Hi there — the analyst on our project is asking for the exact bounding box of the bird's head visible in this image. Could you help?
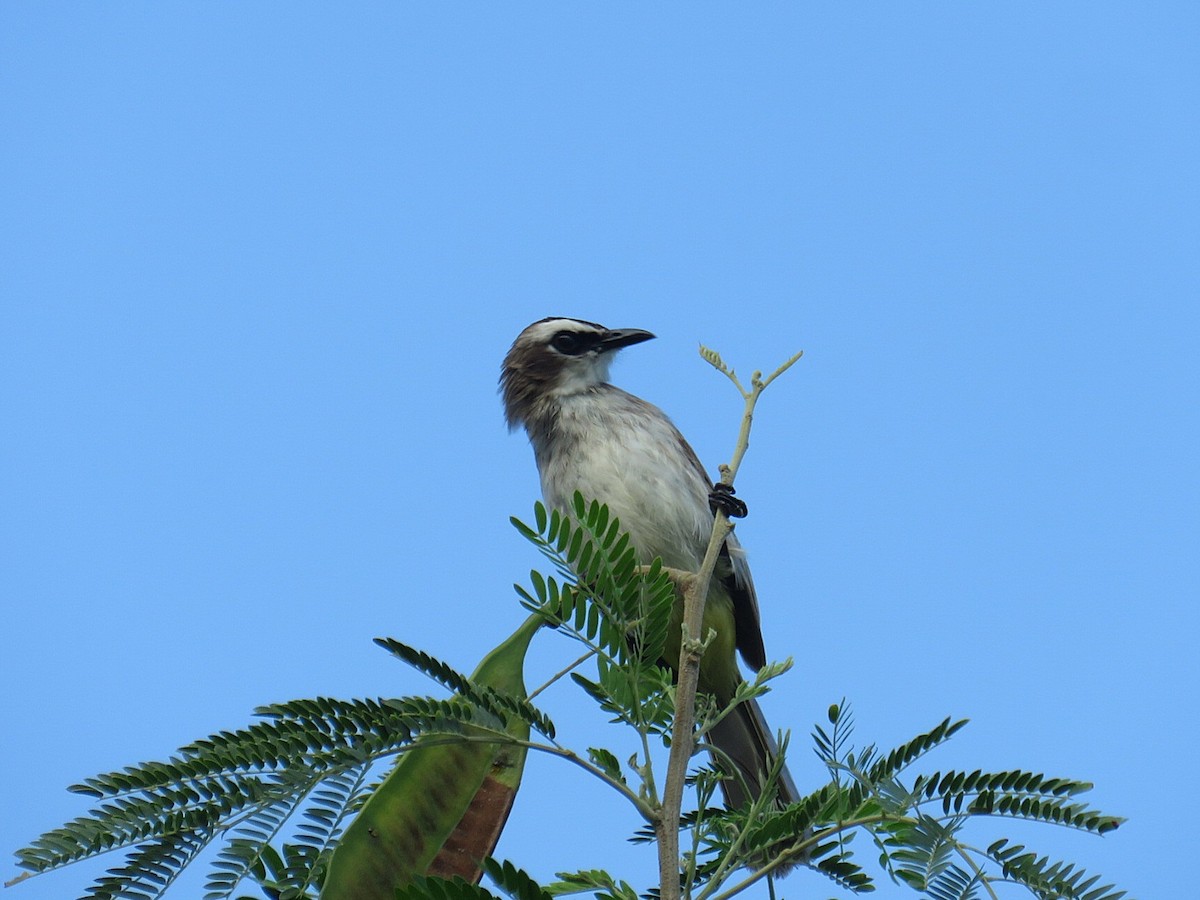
[500,316,656,429]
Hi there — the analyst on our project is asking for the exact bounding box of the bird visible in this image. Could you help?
[500,315,798,810]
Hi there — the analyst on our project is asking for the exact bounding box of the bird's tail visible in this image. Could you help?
[704,694,798,810]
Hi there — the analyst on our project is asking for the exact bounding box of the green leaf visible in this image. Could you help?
[868,716,968,782]
[374,639,555,740]
[394,876,500,900]
[482,858,554,900]
[586,748,625,784]
[986,841,1127,900]
[324,616,542,899]
[545,869,638,900]
[530,569,547,603]
[509,516,538,542]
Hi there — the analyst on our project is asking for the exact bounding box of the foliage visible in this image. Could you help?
[320,613,542,898]
[10,496,1130,900]
[11,658,550,898]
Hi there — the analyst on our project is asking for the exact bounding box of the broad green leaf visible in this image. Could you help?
[322,614,542,899]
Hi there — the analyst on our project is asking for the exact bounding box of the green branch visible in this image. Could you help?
[656,345,803,900]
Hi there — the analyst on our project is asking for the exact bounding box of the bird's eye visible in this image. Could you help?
[551,332,586,355]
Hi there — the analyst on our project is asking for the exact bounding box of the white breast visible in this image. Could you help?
[537,388,714,571]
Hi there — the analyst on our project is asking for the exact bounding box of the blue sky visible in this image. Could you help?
[3,4,1196,899]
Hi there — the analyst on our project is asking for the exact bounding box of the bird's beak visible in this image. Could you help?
[597,328,656,352]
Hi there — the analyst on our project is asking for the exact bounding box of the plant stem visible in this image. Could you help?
[416,731,658,821]
[528,648,597,701]
[656,348,801,900]
[656,509,732,899]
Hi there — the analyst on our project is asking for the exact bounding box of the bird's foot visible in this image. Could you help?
[709,483,748,518]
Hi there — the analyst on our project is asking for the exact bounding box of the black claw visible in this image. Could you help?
[709,483,748,518]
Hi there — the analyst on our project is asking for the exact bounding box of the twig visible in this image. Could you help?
[528,648,597,701]
[655,345,802,900]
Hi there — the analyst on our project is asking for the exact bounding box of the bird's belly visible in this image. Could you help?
[539,432,711,572]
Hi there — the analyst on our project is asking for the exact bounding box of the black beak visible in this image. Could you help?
[596,328,656,352]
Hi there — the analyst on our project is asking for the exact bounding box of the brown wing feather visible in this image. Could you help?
[673,429,767,673]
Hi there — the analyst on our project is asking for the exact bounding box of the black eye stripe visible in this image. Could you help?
[551,331,593,355]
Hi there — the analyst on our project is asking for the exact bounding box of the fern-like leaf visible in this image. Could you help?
[926,864,983,900]
[84,830,211,900]
[280,762,371,896]
[885,814,958,891]
[394,875,501,900]
[867,716,968,783]
[204,786,309,899]
[545,868,638,900]
[812,700,854,768]
[987,840,1127,900]
[810,844,873,892]
[482,858,554,900]
[511,495,673,677]
[373,639,555,739]
[911,770,1121,834]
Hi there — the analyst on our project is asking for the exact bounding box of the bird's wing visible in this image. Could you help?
[721,533,766,671]
[671,420,768,672]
